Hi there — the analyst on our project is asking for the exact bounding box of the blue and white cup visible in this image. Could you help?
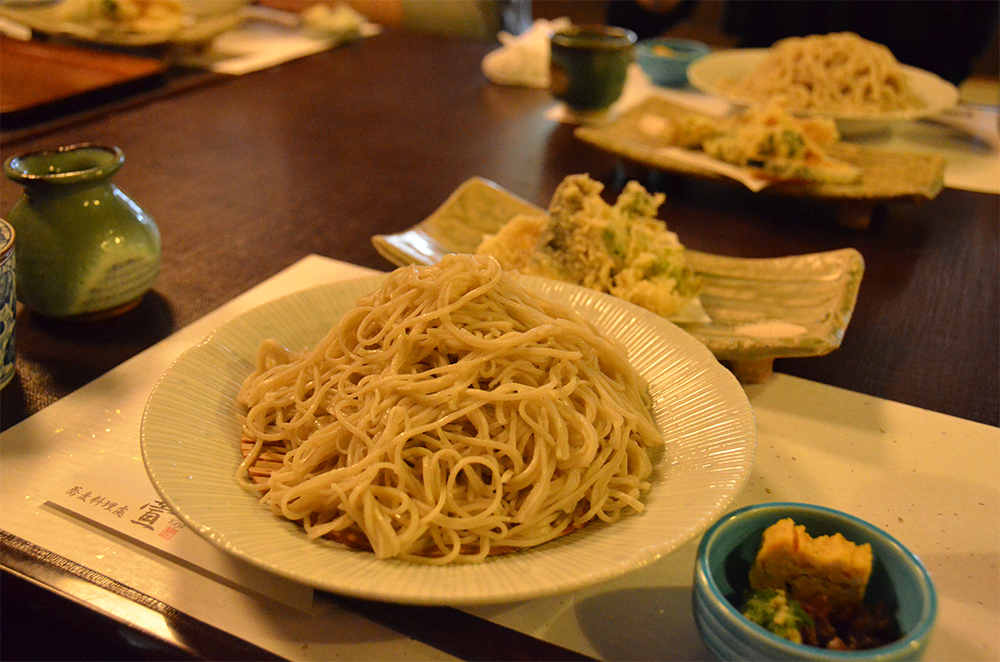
[0,219,15,389]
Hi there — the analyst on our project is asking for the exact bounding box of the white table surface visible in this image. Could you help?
[2,255,997,661]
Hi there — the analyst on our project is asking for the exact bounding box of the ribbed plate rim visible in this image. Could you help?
[140,274,756,605]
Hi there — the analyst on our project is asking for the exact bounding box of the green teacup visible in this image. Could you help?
[549,25,637,114]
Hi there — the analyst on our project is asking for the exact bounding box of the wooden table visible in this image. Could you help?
[2,29,997,660]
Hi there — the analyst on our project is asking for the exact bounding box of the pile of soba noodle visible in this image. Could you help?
[237,254,661,564]
[722,32,924,115]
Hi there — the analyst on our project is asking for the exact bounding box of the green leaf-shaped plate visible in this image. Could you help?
[372,177,864,381]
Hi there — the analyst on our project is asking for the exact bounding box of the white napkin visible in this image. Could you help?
[188,5,380,76]
[482,17,571,88]
[300,2,369,42]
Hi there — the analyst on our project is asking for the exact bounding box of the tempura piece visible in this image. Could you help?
[477,174,700,318]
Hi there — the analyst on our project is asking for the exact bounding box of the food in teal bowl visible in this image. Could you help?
[635,38,711,87]
[693,503,937,661]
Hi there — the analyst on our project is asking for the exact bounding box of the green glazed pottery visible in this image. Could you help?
[3,144,160,319]
[549,24,636,114]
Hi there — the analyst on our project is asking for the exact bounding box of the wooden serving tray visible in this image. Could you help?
[0,36,167,119]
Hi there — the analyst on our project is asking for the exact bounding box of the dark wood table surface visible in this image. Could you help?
[1,28,997,661]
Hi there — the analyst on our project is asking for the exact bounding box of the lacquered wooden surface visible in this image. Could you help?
[0,28,997,661]
[0,35,167,120]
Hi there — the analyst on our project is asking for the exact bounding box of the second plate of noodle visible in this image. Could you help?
[688,34,958,124]
[142,255,755,604]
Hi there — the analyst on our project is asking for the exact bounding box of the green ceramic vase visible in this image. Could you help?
[3,144,160,319]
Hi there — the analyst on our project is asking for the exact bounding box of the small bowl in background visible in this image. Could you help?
[693,502,937,661]
[635,38,711,87]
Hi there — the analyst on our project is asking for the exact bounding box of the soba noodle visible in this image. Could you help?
[237,254,661,564]
[722,32,924,114]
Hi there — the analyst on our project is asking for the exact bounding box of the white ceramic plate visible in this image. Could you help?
[688,49,959,125]
[141,275,755,606]
[0,0,247,46]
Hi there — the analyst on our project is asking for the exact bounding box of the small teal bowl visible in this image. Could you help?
[693,503,937,661]
[635,38,711,87]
